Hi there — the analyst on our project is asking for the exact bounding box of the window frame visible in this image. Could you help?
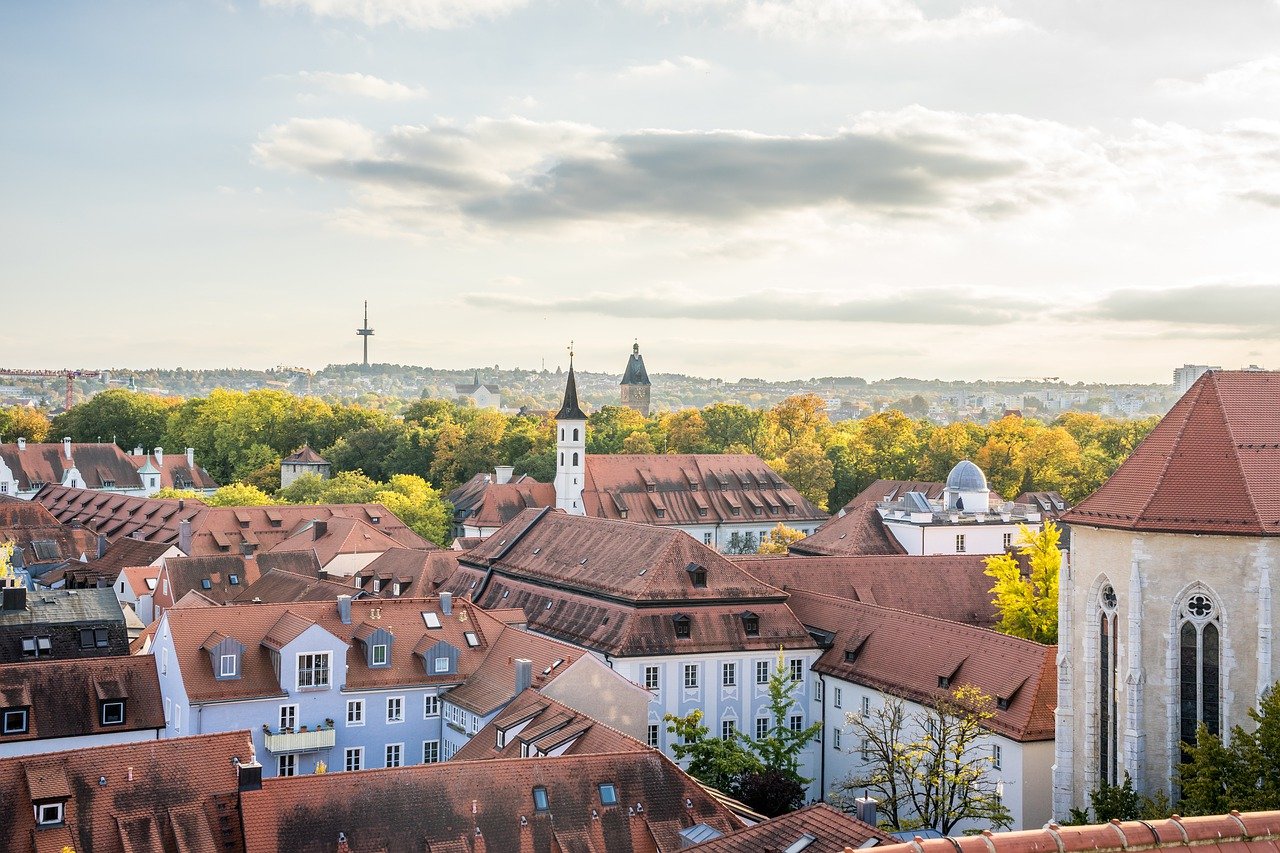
[346,699,364,727]
[385,742,403,768]
[423,740,440,763]
[722,662,737,688]
[279,704,298,731]
[423,695,440,717]
[2,708,29,735]
[646,723,660,747]
[277,754,296,777]
[344,746,363,772]
[533,785,550,811]
[100,700,126,726]
[296,651,331,690]
[756,660,769,684]
[683,663,699,689]
[386,696,404,724]
[599,782,618,806]
[220,653,237,678]
[35,801,64,826]
[643,665,659,691]
[371,643,388,666]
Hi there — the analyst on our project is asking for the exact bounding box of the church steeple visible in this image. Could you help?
[619,340,651,417]
[555,345,586,515]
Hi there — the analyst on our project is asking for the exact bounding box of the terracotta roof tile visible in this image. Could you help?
[454,689,651,764]
[0,442,145,492]
[687,802,891,852]
[1065,370,1280,535]
[0,655,164,742]
[442,618,588,715]
[282,445,328,465]
[790,503,908,556]
[0,500,96,569]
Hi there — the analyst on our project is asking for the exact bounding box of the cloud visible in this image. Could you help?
[260,0,527,29]
[294,71,428,101]
[253,107,1118,234]
[460,288,1040,326]
[618,56,714,79]
[1156,55,1280,99]
[637,0,1030,42]
[1088,284,1280,330]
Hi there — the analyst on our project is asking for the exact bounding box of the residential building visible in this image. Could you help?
[790,588,1056,831]
[152,551,318,616]
[237,750,742,852]
[1055,370,1280,817]
[620,340,652,416]
[686,802,890,852]
[452,686,650,761]
[1173,363,1219,396]
[0,586,129,663]
[0,497,95,585]
[0,730,253,853]
[0,439,215,500]
[149,593,611,778]
[448,507,825,791]
[0,655,164,758]
[280,444,331,488]
[455,372,502,409]
[447,470,555,539]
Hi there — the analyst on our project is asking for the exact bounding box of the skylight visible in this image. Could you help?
[422,612,442,629]
[464,632,480,647]
[784,833,818,853]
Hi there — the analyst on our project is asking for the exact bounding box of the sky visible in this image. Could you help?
[3,0,1280,383]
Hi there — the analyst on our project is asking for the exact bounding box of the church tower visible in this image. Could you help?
[555,349,587,515]
[619,341,651,417]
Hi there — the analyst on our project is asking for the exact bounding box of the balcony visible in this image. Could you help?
[263,727,336,754]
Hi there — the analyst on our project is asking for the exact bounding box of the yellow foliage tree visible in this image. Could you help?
[983,521,1061,644]
[756,524,807,555]
[0,540,14,584]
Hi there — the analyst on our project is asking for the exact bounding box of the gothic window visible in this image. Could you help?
[1178,591,1221,759]
[572,452,579,466]
[1098,583,1118,786]
[573,428,579,441]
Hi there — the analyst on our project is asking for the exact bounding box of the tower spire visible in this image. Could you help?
[356,301,374,369]
[556,342,586,420]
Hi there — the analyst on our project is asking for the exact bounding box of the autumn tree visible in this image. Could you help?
[769,442,834,511]
[663,409,710,454]
[276,471,449,545]
[834,687,1012,834]
[983,521,1061,644]
[0,405,51,442]
[757,523,807,554]
[702,403,767,454]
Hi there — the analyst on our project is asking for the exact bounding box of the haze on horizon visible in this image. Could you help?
[3,1,1280,384]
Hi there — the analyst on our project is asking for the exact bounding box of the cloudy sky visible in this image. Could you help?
[4,0,1280,382]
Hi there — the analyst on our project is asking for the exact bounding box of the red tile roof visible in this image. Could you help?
[34,484,206,543]
[0,499,96,569]
[232,567,357,604]
[1064,370,1280,535]
[0,730,252,853]
[132,449,219,490]
[282,445,328,465]
[790,503,908,556]
[154,553,266,610]
[121,564,161,598]
[686,802,891,852]
[460,508,818,656]
[355,548,459,597]
[466,480,558,529]
[0,655,164,743]
[735,553,1002,627]
[787,589,1056,741]
[453,687,648,761]
[878,812,1280,853]
[582,453,828,527]
[441,626,588,716]
[843,479,1003,510]
[0,442,145,492]
[268,515,406,567]
[238,750,741,853]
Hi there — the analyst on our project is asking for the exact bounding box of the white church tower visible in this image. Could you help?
[555,349,587,515]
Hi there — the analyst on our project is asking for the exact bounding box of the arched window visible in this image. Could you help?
[572,452,579,466]
[1098,583,1118,785]
[1179,591,1221,759]
[560,452,564,466]
[560,428,564,441]
[573,428,579,441]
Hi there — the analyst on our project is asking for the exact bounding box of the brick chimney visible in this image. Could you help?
[313,520,328,540]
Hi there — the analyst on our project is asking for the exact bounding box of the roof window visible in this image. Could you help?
[464,632,480,648]
[422,612,442,629]
[532,786,550,811]
[784,834,818,853]
[599,783,618,806]
[673,614,691,639]
[201,578,213,590]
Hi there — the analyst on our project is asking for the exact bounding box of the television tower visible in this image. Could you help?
[356,301,374,368]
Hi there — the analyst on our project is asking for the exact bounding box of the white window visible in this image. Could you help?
[372,644,388,665]
[174,704,181,732]
[1002,532,1013,549]
[434,656,450,673]
[722,663,736,687]
[423,695,440,717]
[164,697,171,725]
[955,534,966,553]
[161,646,168,675]
[344,747,363,772]
[861,738,871,761]
[721,720,736,741]
[756,661,769,684]
[220,654,236,677]
[755,717,769,739]
[683,664,699,689]
[992,743,1002,770]
[647,724,660,747]
[387,696,404,723]
[346,699,364,726]
[35,802,64,825]
[861,696,871,717]
[279,705,298,731]
[833,728,842,750]
[789,715,803,733]
[789,659,803,682]
[277,754,296,777]
[3,708,29,734]
[833,687,843,709]
[703,532,713,545]
[296,652,330,689]
[423,740,440,763]
[644,665,659,691]
[385,743,403,768]
[101,700,125,726]
[815,679,823,701]
[442,740,457,759]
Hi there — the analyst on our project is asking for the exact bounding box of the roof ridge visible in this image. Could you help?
[1209,373,1266,530]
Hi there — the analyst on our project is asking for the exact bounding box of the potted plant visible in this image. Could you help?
[325,718,335,729]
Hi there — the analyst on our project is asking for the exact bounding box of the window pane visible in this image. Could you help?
[1202,623,1220,737]
[1180,621,1198,753]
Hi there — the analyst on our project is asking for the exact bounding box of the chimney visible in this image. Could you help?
[133,445,143,456]
[16,438,25,451]
[186,447,195,467]
[237,761,263,792]
[313,520,328,540]
[854,796,878,826]
[2,586,27,612]
[178,519,192,555]
[337,595,353,625]
[514,658,532,695]
[97,535,108,559]
[494,465,514,485]
[63,437,72,460]
[153,447,163,466]
[440,591,452,615]
[240,541,256,559]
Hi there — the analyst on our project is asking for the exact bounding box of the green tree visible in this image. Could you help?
[834,687,1012,834]
[52,389,177,449]
[702,403,767,454]
[983,522,1061,644]
[621,430,656,454]
[0,406,51,442]
[1177,685,1280,815]
[587,406,649,455]
[769,442,835,511]
[663,709,761,794]
[205,483,278,506]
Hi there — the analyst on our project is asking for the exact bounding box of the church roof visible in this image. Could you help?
[556,363,587,420]
[620,342,651,386]
[1064,370,1280,536]
[282,445,328,465]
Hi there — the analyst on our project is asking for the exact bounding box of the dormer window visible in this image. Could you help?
[938,676,951,688]
[100,700,126,726]
[996,696,1010,711]
[698,507,707,517]
[673,614,691,639]
[741,612,759,636]
[372,644,388,665]
[79,628,109,649]
[101,479,116,488]
[2,708,29,735]
[655,508,665,518]
[34,801,64,826]
[731,507,740,516]
[685,563,707,588]
[220,654,237,677]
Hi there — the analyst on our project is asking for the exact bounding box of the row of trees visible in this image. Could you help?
[43,389,1158,512]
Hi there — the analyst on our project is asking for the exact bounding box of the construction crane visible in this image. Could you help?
[0,368,103,410]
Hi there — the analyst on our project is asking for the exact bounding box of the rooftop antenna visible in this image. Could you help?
[356,301,374,369]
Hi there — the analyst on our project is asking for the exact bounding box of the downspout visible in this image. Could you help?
[818,673,828,802]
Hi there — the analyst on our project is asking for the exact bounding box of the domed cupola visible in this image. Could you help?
[944,460,990,513]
